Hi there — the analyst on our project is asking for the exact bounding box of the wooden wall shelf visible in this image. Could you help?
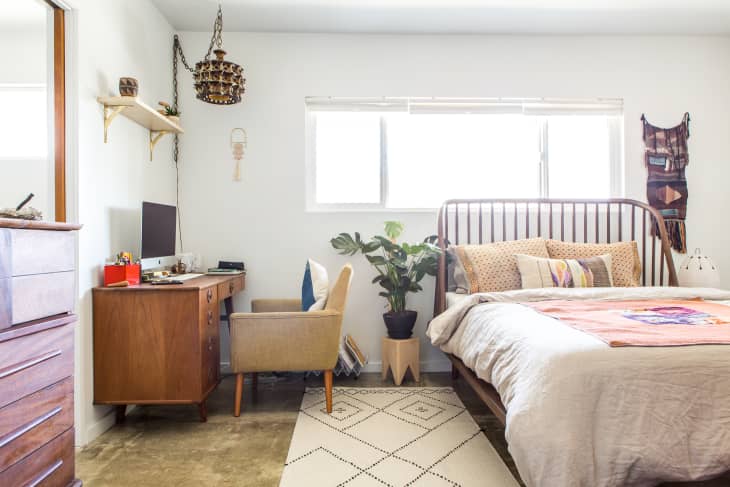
[97,96,184,160]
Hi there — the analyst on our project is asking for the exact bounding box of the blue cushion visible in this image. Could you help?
[301,259,329,311]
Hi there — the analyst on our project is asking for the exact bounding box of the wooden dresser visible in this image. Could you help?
[93,274,245,422]
[0,218,82,487]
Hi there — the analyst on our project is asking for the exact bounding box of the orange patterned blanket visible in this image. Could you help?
[525,299,730,347]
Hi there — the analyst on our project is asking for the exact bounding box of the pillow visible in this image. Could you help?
[446,247,469,294]
[301,259,329,311]
[454,238,549,293]
[545,240,641,287]
[516,253,613,289]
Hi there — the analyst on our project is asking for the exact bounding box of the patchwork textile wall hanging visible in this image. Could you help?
[641,112,691,253]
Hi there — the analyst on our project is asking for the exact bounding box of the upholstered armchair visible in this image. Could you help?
[229,264,353,417]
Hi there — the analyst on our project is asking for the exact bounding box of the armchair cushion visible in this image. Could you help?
[251,298,302,313]
[229,310,342,372]
[301,259,329,311]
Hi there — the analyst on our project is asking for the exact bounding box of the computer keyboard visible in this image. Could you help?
[172,273,203,281]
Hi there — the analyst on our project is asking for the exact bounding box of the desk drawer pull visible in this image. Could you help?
[206,289,213,303]
[0,349,62,380]
[0,406,63,448]
[26,459,63,487]
[229,282,234,293]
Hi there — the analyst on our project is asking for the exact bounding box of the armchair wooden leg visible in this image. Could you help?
[234,373,244,417]
[324,369,333,414]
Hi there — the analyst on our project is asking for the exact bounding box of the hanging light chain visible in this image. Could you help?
[172,35,193,165]
[204,4,225,60]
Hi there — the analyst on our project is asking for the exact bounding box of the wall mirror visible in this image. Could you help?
[0,0,66,222]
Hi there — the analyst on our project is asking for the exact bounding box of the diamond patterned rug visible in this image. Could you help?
[279,387,518,487]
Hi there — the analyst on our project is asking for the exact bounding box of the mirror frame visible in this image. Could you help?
[50,3,66,222]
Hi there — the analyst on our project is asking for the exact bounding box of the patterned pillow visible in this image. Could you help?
[516,253,613,289]
[545,240,641,287]
[455,238,549,293]
[446,247,470,294]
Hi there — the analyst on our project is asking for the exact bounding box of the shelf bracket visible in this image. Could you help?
[149,130,170,161]
[102,105,127,143]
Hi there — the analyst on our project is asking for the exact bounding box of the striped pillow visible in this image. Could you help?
[516,253,613,289]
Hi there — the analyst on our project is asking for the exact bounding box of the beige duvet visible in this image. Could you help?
[427,287,730,487]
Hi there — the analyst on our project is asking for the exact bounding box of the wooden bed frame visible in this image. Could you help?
[434,198,679,425]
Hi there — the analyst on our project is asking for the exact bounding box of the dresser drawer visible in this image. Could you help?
[0,378,73,471]
[2,272,76,328]
[0,428,74,487]
[0,323,73,409]
[0,229,75,278]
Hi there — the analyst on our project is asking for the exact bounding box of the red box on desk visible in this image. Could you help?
[104,264,141,286]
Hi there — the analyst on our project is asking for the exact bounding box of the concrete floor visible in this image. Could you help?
[76,372,730,487]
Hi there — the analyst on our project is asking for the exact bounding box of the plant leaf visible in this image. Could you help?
[384,221,404,241]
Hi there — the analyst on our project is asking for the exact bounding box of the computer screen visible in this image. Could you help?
[141,202,176,259]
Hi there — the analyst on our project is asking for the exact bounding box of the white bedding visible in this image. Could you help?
[427,287,730,487]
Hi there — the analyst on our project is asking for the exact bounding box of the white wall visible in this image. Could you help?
[72,0,177,445]
[175,33,730,374]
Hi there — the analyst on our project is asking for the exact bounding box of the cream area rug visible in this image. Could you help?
[279,387,518,487]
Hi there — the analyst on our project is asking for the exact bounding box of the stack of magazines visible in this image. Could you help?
[335,334,368,377]
[307,334,368,378]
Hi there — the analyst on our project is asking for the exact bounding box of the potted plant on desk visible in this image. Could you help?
[331,221,440,339]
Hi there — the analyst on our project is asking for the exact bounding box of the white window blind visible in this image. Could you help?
[306,97,623,210]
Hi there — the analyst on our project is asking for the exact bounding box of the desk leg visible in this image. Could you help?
[224,296,234,329]
[115,405,127,424]
[198,401,208,422]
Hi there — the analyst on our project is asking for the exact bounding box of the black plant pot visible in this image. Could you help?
[383,310,418,339]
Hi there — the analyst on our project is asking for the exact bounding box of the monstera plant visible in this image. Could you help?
[331,221,441,339]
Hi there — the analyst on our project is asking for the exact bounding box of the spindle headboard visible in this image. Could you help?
[434,198,678,314]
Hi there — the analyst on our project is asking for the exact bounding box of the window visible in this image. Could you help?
[0,85,48,159]
[306,98,623,210]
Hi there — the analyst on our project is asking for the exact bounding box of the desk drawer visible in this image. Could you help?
[0,378,73,471]
[202,334,220,392]
[0,323,73,409]
[0,428,74,487]
[217,275,245,300]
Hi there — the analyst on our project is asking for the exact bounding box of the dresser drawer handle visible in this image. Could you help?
[0,349,62,380]
[27,459,63,487]
[0,406,63,448]
[229,282,234,293]
[207,310,213,325]
[207,289,213,303]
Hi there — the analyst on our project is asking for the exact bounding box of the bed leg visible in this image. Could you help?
[451,363,459,380]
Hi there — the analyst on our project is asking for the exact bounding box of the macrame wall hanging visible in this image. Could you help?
[642,112,691,253]
[230,128,247,182]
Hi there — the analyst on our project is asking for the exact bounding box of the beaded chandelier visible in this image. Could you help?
[173,4,245,106]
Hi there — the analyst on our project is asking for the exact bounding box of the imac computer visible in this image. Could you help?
[140,201,177,271]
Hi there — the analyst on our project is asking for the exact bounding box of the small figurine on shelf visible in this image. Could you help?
[118,77,138,97]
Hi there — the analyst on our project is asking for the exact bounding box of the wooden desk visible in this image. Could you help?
[92,274,245,422]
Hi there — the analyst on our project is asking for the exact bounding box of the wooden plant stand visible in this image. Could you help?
[382,337,420,385]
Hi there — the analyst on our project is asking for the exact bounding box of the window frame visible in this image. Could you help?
[305,98,624,212]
